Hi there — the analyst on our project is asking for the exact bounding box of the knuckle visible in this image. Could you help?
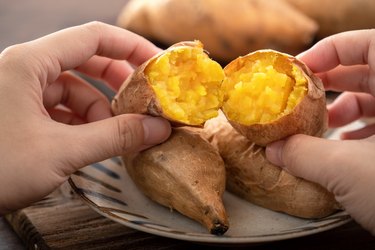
[0,44,30,66]
[114,116,144,154]
[282,134,306,170]
[0,43,45,81]
[83,21,106,33]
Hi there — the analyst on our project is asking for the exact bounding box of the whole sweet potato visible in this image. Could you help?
[202,114,340,219]
[117,0,318,63]
[123,127,229,235]
[285,0,375,39]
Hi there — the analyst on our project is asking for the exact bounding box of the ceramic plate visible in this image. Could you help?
[69,122,362,244]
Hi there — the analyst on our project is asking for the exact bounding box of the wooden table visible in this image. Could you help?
[1,186,375,250]
[1,1,375,249]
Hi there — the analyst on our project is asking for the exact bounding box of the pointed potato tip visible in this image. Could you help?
[210,222,229,236]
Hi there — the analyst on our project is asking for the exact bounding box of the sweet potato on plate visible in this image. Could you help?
[112,40,335,227]
[202,114,340,219]
[123,127,229,235]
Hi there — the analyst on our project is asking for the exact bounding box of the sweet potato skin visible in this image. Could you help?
[123,127,229,235]
[223,50,328,146]
[111,41,206,125]
[202,114,340,219]
[111,61,160,116]
[117,0,318,63]
[285,0,375,39]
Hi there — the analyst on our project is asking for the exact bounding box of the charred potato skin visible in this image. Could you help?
[203,115,340,219]
[224,50,328,146]
[123,128,229,235]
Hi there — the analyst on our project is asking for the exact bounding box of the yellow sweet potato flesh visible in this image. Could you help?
[222,53,307,125]
[145,46,224,125]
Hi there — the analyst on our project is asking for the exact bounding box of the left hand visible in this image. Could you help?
[0,21,171,214]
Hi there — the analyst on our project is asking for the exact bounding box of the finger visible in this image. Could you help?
[297,29,375,72]
[47,107,85,125]
[25,21,160,88]
[328,92,375,127]
[317,65,372,93]
[265,134,357,192]
[75,55,135,91]
[341,123,375,140]
[53,114,171,175]
[43,71,112,122]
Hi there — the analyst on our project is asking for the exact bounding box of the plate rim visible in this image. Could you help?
[68,174,351,245]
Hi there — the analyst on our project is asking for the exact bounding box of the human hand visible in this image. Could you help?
[0,22,171,214]
[266,29,375,235]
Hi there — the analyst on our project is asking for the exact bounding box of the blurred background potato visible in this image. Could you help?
[117,0,375,63]
[2,0,375,63]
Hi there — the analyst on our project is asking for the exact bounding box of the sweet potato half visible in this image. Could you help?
[221,50,327,146]
[112,41,224,126]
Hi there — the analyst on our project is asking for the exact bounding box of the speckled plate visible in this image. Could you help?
[69,122,362,245]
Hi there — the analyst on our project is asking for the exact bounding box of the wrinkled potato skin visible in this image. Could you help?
[123,127,229,235]
[111,61,160,116]
[111,41,203,125]
[202,115,340,218]
[224,50,328,146]
[117,0,317,63]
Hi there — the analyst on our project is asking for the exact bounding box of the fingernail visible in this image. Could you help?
[265,140,286,167]
[142,117,171,145]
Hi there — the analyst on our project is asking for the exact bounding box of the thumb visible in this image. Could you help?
[55,114,171,174]
[265,134,351,191]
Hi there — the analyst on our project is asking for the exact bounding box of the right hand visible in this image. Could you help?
[266,29,375,235]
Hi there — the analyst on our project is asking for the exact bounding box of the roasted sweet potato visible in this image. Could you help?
[123,127,229,235]
[117,0,318,63]
[202,114,340,219]
[112,38,337,227]
[221,49,327,146]
[285,0,375,39]
[111,41,224,126]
